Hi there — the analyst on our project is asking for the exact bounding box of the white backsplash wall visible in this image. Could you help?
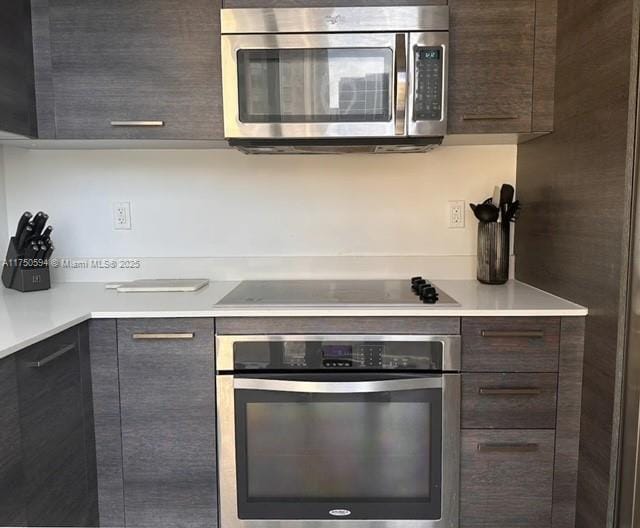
[1,145,516,281]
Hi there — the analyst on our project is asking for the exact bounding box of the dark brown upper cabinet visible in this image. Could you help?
[33,0,223,140]
[0,0,37,138]
[448,0,556,134]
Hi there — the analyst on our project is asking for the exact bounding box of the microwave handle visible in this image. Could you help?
[233,377,442,393]
[394,33,408,136]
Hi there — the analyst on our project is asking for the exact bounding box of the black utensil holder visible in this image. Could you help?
[2,237,51,292]
[477,222,510,285]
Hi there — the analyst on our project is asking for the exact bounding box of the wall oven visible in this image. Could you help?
[220,7,449,153]
[216,334,460,528]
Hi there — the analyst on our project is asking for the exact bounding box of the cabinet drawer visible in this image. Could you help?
[462,317,560,372]
[461,430,554,528]
[462,373,557,429]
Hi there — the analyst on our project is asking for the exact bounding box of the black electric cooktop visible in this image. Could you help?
[216,279,459,307]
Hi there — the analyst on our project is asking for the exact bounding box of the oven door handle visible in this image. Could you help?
[233,377,442,393]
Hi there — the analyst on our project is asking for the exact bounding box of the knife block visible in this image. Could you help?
[2,237,51,292]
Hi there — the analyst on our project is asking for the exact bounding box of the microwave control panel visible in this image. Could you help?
[413,46,444,121]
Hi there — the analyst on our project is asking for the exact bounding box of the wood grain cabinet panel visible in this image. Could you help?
[462,317,560,372]
[15,326,97,527]
[448,0,536,134]
[46,0,223,139]
[0,0,37,137]
[0,356,26,526]
[461,429,555,528]
[462,373,558,429]
[117,318,217,528]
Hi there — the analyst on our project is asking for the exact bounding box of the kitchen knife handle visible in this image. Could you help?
[477,443,539,453]
[478,387,542,396]
[17,224,34,250]
[14,211,32,238]
[480,330,545,338]
[132,333,195,340]
[27,344,76,368]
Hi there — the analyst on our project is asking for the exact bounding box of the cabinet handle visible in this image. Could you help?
[480,330,544,338]
[110,121,165,127]
[27,343,76,368]
[477,443,539,453]
[462,114,519,121]
[132,333,194,340]
[478,387,542,396]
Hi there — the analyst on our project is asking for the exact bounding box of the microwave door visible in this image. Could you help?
[221,32,406,139]
[408,32,449,137]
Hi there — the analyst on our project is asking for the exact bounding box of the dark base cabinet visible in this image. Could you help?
[0,324,98,528]
[0,356,26,526]
[461,430,555,528]
[117,319,218,528]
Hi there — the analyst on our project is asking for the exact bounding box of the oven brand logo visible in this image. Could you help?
[324,14,343,25]
[329,509,352,517]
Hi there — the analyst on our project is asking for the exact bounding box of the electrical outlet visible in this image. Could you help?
[113,202,132,230]
[448,200,465,228]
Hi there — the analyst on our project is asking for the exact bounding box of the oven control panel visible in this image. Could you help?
[232,339,448,371]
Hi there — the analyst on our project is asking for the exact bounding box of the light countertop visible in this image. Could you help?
[0,280,587,360]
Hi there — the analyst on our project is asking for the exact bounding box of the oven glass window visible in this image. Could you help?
[237,48,393,123]
[234,381,442,520]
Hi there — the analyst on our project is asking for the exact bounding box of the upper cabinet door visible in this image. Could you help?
[0,0,37,137]
[45,0,223,139]
[448,0,536,134]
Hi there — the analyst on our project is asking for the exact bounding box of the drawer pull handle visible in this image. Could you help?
[462,114,519,121]
[477,443,539,453]
[478,387,542,396]
[110,121,165,127]
[480,330,545,338]
[27,343,76,368]
[132,333,194,340]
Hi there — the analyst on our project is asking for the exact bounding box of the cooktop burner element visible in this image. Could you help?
[216,279,459,307]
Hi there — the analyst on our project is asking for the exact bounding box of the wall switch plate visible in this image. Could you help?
[448,200,465,228]
[113,202,132,230]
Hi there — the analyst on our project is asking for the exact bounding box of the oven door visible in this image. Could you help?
[217,372,460,528]
[221,32,405,139]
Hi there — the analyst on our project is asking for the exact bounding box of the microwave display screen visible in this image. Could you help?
[322,345,353,359]
[418,49,441,60]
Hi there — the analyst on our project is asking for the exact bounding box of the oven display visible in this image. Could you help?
[322,345,353,359]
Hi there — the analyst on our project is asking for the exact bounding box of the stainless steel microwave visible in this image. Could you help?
[220,6,449,154]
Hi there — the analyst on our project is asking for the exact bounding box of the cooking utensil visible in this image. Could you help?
[499,184,515,221]
[473,203,500,223]
[504,200,521,223]
[14,212,32,240]
[492,186,501,208]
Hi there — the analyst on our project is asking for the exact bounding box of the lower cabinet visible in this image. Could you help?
[117,318,217,528]
[460,430,555,528]
[15,325,98,527]
[0,356,26,526]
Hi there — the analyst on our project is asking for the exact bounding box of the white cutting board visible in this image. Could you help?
[107,279,209,293]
